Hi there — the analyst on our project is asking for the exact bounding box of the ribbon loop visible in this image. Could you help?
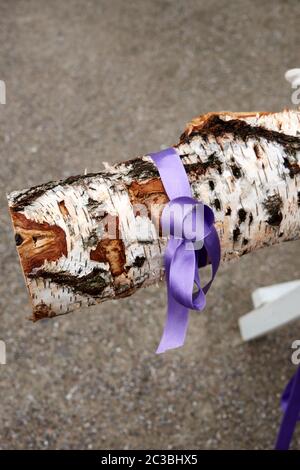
[149,148,221,353]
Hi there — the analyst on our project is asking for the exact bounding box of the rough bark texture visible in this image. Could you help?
[7,110,300,321]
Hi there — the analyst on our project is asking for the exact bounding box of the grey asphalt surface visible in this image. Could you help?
[0,0,300,450]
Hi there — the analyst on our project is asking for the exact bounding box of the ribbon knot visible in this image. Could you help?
[149,148,221,354]
[161,196,214,244]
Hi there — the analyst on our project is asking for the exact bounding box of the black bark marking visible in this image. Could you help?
[209,180,215,191]
[132,256,146,268]
[11,183,58,211]
[298,191,300,207]
[123,153,224,182]
[9,171,112,211]
[84,229,99,249]
[178,162,204,176]
[214,198,221,211]
[249,213,253,226]
[181,115,300,158]
[182,153,223,177]
[263,194,283,227]
[202,153,223,175]
[231,164,242,179]
[242,238,249,245]
[233,226,241,242]
[253,144,261,159]
[126,158,159,180]
[225,207,232,216]
[29,268,107,297]
[238,208,247,224]
[87,197,102,211]
[283,157,300,178]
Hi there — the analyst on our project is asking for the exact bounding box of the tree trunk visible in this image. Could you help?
[7,110,300,321]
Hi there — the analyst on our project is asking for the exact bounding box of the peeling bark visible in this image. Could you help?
[7,109,300,321]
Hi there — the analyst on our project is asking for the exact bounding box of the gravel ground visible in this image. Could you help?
[0,0,300,450]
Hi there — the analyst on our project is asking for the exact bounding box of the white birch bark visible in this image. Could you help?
[7,110,300,320]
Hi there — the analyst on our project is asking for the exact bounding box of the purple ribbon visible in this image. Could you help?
[149,148,220,353]
[275,366,300,450]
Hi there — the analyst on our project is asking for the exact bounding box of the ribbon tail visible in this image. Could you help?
[156,293,189,354]
[275,366,300,450]
[156,238,190,354]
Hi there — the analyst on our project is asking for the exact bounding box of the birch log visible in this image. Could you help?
[7,110,300,321]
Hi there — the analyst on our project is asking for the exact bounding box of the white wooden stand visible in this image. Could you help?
[239,280,300,341]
